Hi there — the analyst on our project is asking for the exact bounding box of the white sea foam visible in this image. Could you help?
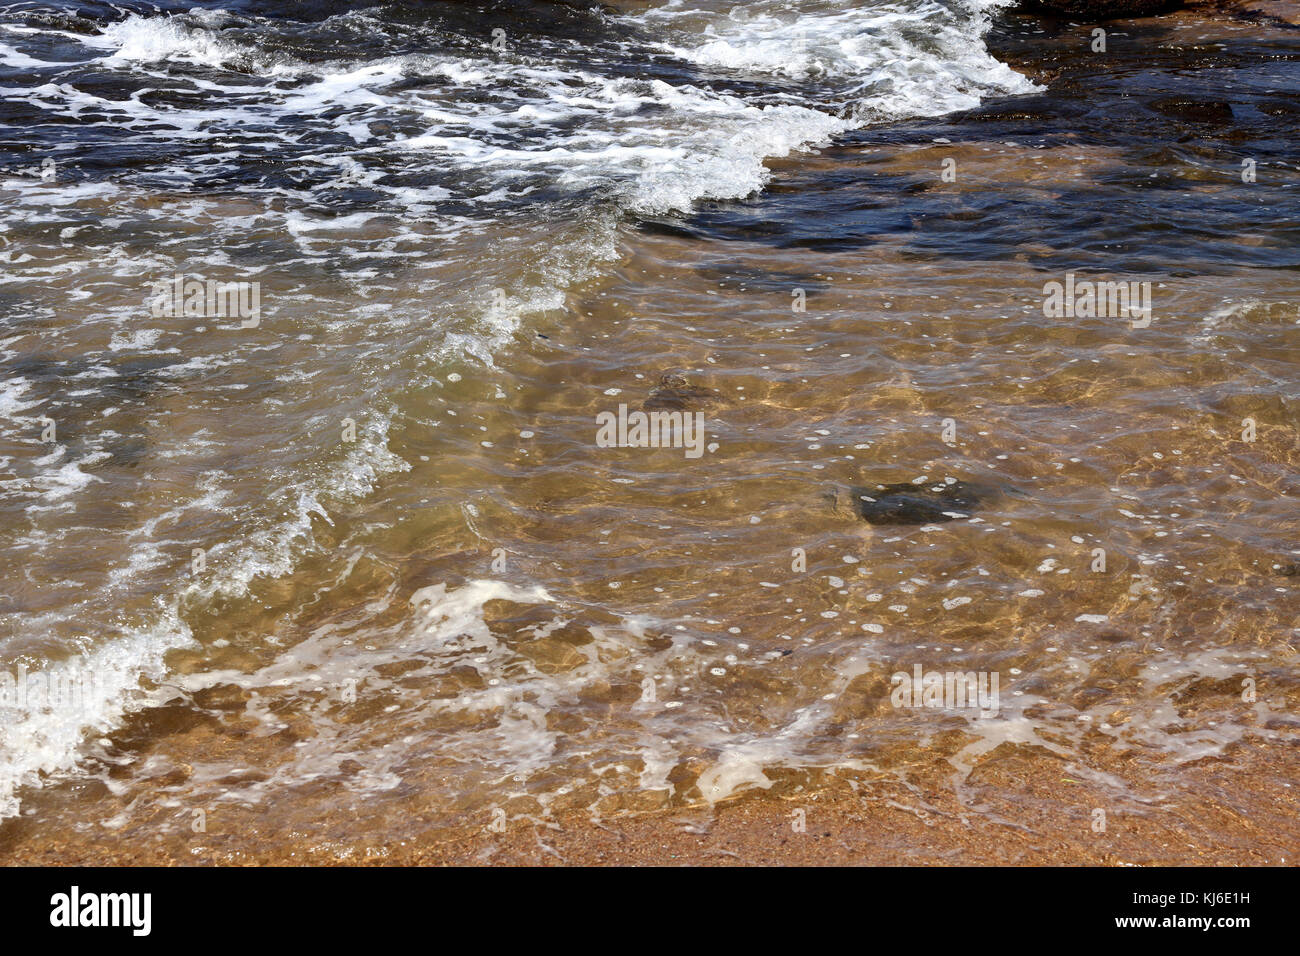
[95,14,280,71]
[641,0,1037,120]
[0,606,196,818]
[0,40,61,69]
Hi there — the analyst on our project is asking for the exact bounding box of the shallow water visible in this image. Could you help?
[0,0,1297,856]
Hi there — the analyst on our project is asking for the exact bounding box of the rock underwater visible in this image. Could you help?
[837,480,990,526]
[1015,0,1182,18]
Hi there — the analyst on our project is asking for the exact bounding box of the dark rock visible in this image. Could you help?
[846,480,985,525]
[1016,0,1182,17]
[1151,97,1235,123]
[644,372,719,411]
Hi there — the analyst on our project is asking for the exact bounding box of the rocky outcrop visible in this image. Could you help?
[1016,0,1182,16]
[1018,0,1300,20]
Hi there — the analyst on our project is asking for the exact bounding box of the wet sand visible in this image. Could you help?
[388,740,1300,866]
[7,733,1296,865]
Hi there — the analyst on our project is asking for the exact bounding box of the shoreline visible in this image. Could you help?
[7,732,1296,865]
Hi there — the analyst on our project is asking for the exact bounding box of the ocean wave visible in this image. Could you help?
[0,0,1037,817]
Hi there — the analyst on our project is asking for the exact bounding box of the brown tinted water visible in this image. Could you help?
[0,1,1297,862]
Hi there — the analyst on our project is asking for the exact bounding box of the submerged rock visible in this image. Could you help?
[1016,0,1182,16]
[844,479,986,525]
[1017,0,1298,29]
[644,371,719,411]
